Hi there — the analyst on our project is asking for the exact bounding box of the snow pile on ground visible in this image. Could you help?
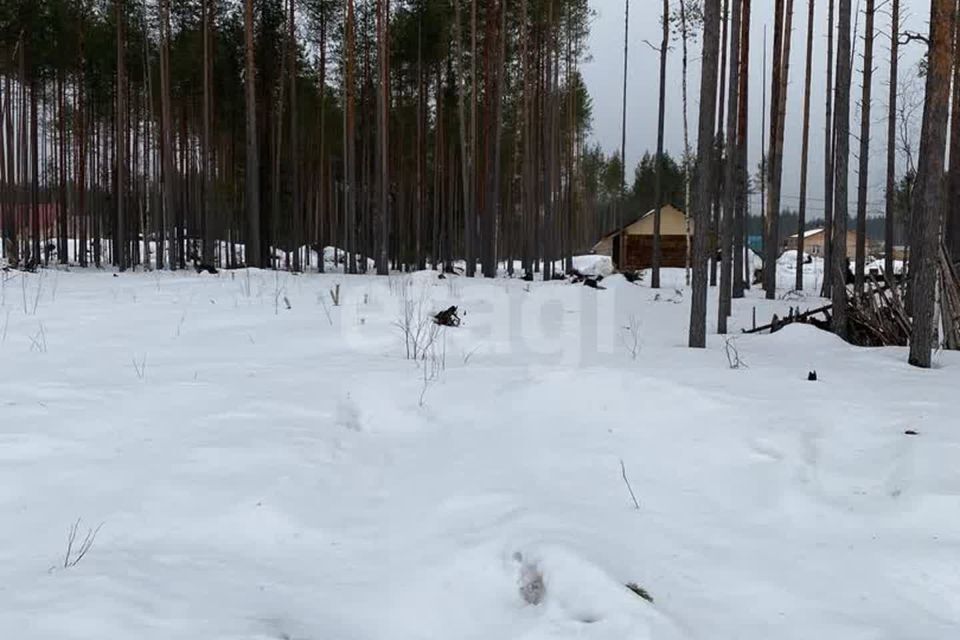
[776,249,813,266]
[774,251,826,291]
[0,266,957,639]
[570,254,615,277]
[866,258,905,275]
[320,245,377,271]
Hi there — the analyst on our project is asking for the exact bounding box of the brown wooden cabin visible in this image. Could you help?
[592,205,693,271]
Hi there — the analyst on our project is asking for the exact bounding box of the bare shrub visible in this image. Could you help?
[619,459,641,510]
[132,354,147,380]
[418,327,447,407]
[724,336,748,369]
[394,281,442,361]
[462,344,481,365]
[620,315,643,360]
[174,311,187,338]
[28,322,47,353]
[32,270,43,314]
[63,519,103,569]
[273,272,288,315]
[318,293,334,326]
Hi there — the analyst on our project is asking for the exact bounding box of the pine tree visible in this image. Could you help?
[795,0,815,291]
[690,0,721,348]
[884,0,898,278]
[718,0,742,333]
[831,0,853,337]
[651,0,670,289]
[908,0,954,368]
[244,0,261,268]
[822,0,836,297]
[854,0,875,293]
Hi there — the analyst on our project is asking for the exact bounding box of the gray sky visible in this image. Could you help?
[582,0,929,219]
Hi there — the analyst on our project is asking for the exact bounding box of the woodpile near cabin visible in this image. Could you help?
[744,245,960,349]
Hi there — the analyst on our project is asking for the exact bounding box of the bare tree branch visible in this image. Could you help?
[619,459,641,510]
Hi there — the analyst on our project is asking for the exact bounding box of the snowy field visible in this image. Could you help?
[0,263,958,639]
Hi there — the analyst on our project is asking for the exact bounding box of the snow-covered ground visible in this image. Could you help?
[0,264,957,639]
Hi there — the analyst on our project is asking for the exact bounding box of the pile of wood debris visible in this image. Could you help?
[743,246,960,349]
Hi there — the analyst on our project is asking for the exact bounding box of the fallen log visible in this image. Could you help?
[741,303,833,334]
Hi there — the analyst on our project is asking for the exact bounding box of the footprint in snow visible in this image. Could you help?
[336,396,362,432]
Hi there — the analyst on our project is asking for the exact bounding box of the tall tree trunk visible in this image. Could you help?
[376,0,390,275]
[690,0,721,348]
[712,0,729,289]
[651,0,669,289]
[468,0,478,276]
[139,9,154,270]
[518,0,532,276]
[29,53,40,266]
[884,0,899,277]
[945,0,960,261]
[822,0,836,296]
[159,0,176,270]
[854,0,875,293]
[272,5,289,270]
[244,0,261,267]
[317,5,328,273]
[344,0,357,274]
[718,0,742,333]
[3,71,16,265]
[759,25,766,285]
[681,0,693,286]
[57,71,68,265]
[541,15,555,281]
[76,27,87,268]
[550,17,561,278]
[619,0,629,265]
[764,5,782,298]
[909,0,954,367]
[202,0,214,265]
[416,10,425,270]
[482,0,504,278]
[765,0,794,298]
[292,0,303,271]
[452,0,472,275]
[116,0,127,271]
[564,9,574,275]
[796,0,815,291]
[733,0,751,298]
[831,0,854,336]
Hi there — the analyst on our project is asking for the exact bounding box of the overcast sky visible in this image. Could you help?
[582,0,930,219]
